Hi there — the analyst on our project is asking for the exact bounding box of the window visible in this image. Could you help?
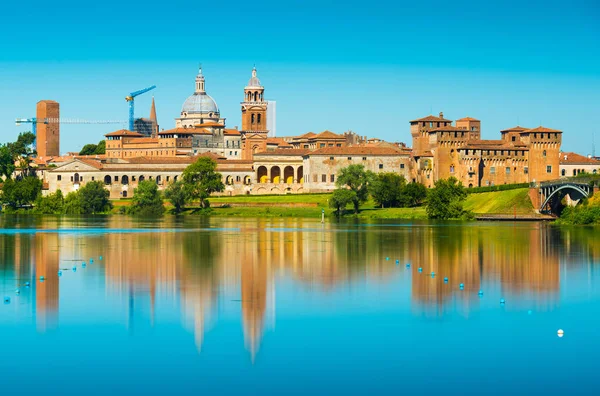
[543,150,546,157]
[505,167,510,175]
[303,144,309,149]
[57,175,62,181]
[257,114,261,123]
[490,167,496,175]
[114,176,119,182]
[330,174,335,182]
[511,136,516,142]
[524,167,529,175]
[336,144,342,147]
[561,169,565,176]
[400,164,405,169]
[166,176,170,182]
[347,157,352,160]
[547,165,552,173]
[362,157,367,161]
[91,177,95,181]
[322,174,327,182]
[329,156,334,161]
[450,165,455,173]
[320,143,325,148]
[378,164,383,169]
[132,176,136,181]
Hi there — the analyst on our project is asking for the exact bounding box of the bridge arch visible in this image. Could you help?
[540,184,590,213]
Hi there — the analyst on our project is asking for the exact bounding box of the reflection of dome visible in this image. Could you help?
[181,93,219,114]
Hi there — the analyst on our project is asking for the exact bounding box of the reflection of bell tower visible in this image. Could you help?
[240,67,268,160]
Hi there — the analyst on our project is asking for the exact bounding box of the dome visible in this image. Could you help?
[181,93,219,114]
[247,67,262,87]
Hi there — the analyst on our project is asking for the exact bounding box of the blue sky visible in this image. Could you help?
[0,0,598,154]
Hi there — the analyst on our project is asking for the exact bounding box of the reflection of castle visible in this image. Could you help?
[1,218,582,358]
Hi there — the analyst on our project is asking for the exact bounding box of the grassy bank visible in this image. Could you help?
[463,188,534,214]
[101,189,535,219]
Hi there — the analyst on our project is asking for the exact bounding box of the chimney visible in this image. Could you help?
[439,112,444,118]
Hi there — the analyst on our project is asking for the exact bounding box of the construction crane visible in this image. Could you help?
[125,85,156,131]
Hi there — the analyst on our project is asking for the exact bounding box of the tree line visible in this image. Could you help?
[329,164,472,220]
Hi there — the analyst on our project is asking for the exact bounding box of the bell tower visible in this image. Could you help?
[240,66,268,160]
[241,67,268,132]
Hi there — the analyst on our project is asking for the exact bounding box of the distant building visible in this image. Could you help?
[267,101,276,137]
[36,100,60,157]
[559,152,600,177]
[133,97,159,137]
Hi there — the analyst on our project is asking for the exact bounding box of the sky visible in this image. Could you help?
[0,0,598,154]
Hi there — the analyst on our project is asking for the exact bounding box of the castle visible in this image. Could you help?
[35,65,593,199]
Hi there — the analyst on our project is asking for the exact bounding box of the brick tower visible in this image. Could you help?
[36,100,60,157]
[240,67,268,159]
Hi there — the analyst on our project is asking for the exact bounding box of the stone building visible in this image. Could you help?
[302,146,412,193]
[559,152,600,177]
[46,155,254,199]
[410,113,562,188]
[252,149,307,194]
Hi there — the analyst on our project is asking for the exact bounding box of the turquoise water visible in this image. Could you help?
[0,216,599,395]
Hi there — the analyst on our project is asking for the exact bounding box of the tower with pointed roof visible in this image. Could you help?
[240,66,269,159]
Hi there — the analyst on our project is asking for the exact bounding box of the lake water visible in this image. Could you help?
[0,216,599,395]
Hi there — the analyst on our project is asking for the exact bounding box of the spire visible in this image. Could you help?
[149,96,157,122]
[195,65,206,94]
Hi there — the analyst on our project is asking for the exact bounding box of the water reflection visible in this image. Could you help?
[1,216,599,362]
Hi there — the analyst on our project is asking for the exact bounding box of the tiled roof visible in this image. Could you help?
[296,132,316,139]
[560,152,600,165]
[224,129,241,136]
[456,117,480,122]
[500,126,528,133]
[254,149,311,156]
[311,130,344,140]
[525,126,562,133]
[309,146,404,156]
[105,130,144,137]
[410,115,452,123]
[78,158,104,169]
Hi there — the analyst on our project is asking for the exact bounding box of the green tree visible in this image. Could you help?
[78,181,112,214]
[34,190,65,214]
[64,191,83,214]
[329,188,356,217]
[400,182,428,207]
[8,132,36,177]
[426,177,469,219]
[335,164,375,213]
[0,145,14,180]
[126,180,165,216]
[371,173,406,208]
[164,181,188,214]
[79,140,106,156]
[1,176,42,210]
[182,157,224,208]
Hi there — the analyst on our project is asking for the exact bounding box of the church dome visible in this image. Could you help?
[181,93,219,115]
[247,66,262,87]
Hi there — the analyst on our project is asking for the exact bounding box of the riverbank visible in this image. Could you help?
[110,188,531,219]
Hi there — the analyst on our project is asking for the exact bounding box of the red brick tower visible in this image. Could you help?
[36,100,60,157]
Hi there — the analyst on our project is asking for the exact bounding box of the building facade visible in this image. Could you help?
[36,100,60,157]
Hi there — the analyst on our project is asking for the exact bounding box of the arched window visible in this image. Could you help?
[139,175,145,182]
[74,173,80,183]
[251,114,255,123]
[104,175,111,185]
[122,175,129,185]
[257,114,261,124]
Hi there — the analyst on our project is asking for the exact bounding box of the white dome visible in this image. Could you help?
[181,93,219,114]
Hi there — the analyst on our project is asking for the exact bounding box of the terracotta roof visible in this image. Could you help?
[309,146,404,156]
[193,122,224,127]
[500,125,529,133]
[311,130,344,140]
[105,130,144,137]
[224,129,241,136]
[254,149,311,156]
[296,132,316,139]
[560,152,600,165]
[525,126,562,133]
[78,158,104,169]
[456,117,480,122]
[410,115,452,123]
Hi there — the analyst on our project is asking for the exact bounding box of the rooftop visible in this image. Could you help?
[560,152,600,165]
[456,117,480,122]
[309,146,404,156]
[526,126,563,133]
[105,130,144,137]
[410,114,452,123]
[254,149,311,156]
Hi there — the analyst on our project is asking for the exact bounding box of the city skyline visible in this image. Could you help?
[1,0,599,154]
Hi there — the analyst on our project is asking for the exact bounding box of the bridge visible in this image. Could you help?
[529,177,599,214]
